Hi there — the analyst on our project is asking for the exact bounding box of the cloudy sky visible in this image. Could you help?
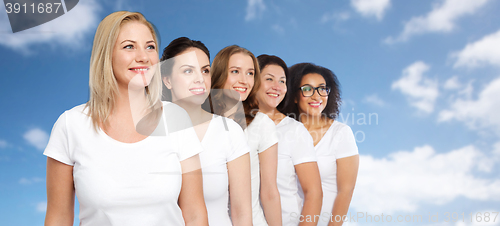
[1,0,499,225]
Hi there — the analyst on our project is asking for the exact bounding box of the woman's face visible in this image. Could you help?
[112,21,158,90]
[163,48,211,105]
[223,53,255,101]
[297,73,328,117]
[256,64,287,110]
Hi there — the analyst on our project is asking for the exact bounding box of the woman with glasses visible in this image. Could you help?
[281,63,359,226]
[255,55,323,226]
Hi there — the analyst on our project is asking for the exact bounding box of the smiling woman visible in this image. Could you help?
[160,37,252,226]
[282,63,359,226]
[43,11,208,226]
[209,46,282,226]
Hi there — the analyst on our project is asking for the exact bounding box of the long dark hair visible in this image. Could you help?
[160,37,210,101]
[280,63,341,120]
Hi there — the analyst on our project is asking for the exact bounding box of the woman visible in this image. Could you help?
[256,55,323,226]
[44,11,208,226]
[160,37,252,226]
[208,45,282,226]
[281,63,359,226]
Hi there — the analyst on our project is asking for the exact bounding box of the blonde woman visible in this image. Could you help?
[44,11,208,226]
[208,45,282,226]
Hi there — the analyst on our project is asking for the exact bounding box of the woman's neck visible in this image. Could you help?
[104,87,149,130]
[174,100,209,126]
[300,113,329,130]
[259,105,285,125]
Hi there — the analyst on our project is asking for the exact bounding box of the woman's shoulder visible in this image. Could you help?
[328,120,355,140]
[57,104,89,122]
[212,115,243,132]
[254,112,275,125]
[278,116,305,131]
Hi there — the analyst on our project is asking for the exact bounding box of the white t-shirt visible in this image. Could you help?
[275,116,317,226]
[315,121,358,226]
[43,102,203,226]
[244,112,279,226]
[199,115,250,226]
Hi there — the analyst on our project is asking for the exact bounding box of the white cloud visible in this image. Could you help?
[439,76,500,135]
[0,139,8,148]
[0,0,100,53]
[245,0,266,21]
[19,177,44,185]
[392,61,439,113]
[452,29,500,68]
[23,128,49,151]
[385,0,490,44]
[443,76,462,90]
[352,145,500,214]
[351,0,391,21]
[363,94,386,107]
[36,201,47,213]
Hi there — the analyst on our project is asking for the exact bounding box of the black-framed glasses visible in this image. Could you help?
[299,85,330,97]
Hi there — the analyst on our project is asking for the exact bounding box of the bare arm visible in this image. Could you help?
[295,162,323,226]
[328,155,359,226]
[258,143,282,226]
[179,154,209,226]
[45,157,75,226]
[227,153,253,226]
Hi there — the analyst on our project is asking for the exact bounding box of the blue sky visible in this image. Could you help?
[1,0,500,225]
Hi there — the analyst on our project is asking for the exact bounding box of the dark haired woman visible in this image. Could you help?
[209,46,282,226]
[255,55,323,226]
[160,37,252,226]
[281,63,359,226]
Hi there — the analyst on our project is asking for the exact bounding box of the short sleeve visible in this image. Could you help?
[335,126,359,159]
[257,113,278,153]
[291,123,317,165]
[226,118,250,162]
[163,102,204,161]
[43,111,74,166]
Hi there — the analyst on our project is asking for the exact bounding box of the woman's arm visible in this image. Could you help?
[258,143,282,226]
[295,162,323,226]
[45,157,75,226]
[179,154,209,226]
[328,155,359,226]
[227,153,253,226]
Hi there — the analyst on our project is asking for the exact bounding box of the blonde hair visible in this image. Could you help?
[210,45,261,128]
[85,11,161,131]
